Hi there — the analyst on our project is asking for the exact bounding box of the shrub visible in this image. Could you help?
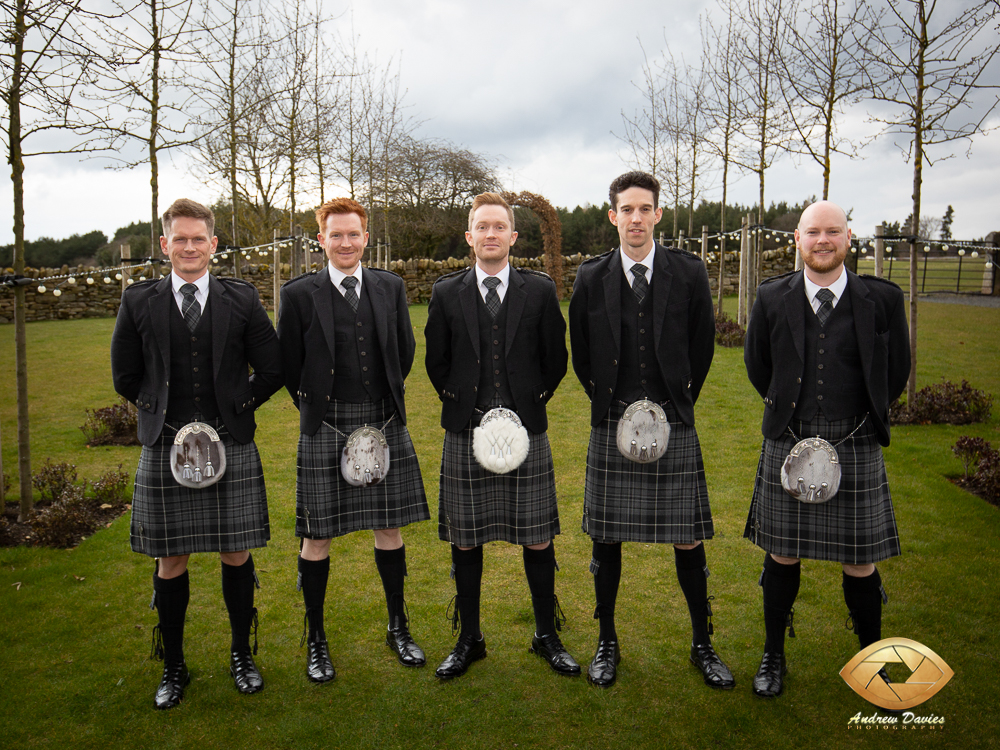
[715,312,746,348]
[893,379,993,425]
[80,398,140,446]
[953,436,1000,504]
[31,485,95,548]
[31,461,78,504]
[91,465,130,506]
[953,436,991,478]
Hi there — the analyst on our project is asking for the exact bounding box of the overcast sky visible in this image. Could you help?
[3,0,998,247]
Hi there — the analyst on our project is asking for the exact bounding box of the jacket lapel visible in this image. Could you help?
[362,268,388,349]
[209,274,232,382]
[460,268,480,360]
[651,243,673,351]
[311,270,338,359]
[148,276,174,375]
[602,250,623,354]
[504,267,527,357]
[847,270,875,383]
[783,271,807,365]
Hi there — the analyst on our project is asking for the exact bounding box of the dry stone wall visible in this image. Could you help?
[1,248,796,323]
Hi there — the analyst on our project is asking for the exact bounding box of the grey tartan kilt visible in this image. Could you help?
[743,412,901,564]
[438,415,560,548]
[583,400,714,544]
[296,397,429,539]
[130,419,270,558]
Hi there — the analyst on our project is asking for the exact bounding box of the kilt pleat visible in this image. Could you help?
[437,416,560,547]
[743,413,901,564]
[130,419,270,557]
[296,397,429,539]
[583,400,713,544]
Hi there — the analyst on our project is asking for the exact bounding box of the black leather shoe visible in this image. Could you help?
[530,633,581,676]
[587,640,621,687]
[154,661,190,710]
[306,639,336,683]
[387,625,426,667]
[690,643,736,690]
[230,650,264,694]
[435,634,487,679]
[752,652,787,697]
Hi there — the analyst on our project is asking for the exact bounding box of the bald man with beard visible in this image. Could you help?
[743,200,910,698]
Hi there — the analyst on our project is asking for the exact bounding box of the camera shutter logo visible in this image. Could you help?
[840,638,954,711]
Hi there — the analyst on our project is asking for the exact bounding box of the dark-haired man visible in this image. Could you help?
[425,192,578,680]
[569,171,733,690]
[743,200,909,698]
[277,197,430,682]
[112,198,283,709]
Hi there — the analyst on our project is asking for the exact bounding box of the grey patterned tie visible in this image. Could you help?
[180,283,201,331]
[341,276,359,313]
[631,263,649,304]
[483,276,501,319]
[815,288,835,326]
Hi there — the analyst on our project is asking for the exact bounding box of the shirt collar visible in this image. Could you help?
[475,262,510,289]
[619,245,654,278]
[328,261,363,292]
[803,267,848,304]
[171,271,210,296]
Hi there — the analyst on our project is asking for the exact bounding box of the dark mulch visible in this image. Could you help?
[0,500,130,549]
[951,477,1000,509]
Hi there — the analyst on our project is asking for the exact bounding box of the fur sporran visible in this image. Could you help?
[170,422,227,488]
[781,437,841,504]
[473,407,530,474]
[616,399,670,463]
[340,425,390,487]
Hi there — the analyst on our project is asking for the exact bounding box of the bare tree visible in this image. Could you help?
[1,0,121,519]
[702,4,746,314]
[615,39,664,177]
[91,0,200,255]
[857,0,1000,403]
[779,0,872,200]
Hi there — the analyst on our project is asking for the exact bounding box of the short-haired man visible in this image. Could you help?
[425,192,579,679]
[111,198,283,709]
[743,200,910,698]
[569,171,733,689]
[277,197,430,682]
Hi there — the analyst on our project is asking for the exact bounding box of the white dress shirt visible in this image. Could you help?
[619,246,654,288]
[170,271,210,316]
[328,262,363,299]
[475,262,511,304]
[803,267,848,313]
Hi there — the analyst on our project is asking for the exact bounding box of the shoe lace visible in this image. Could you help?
[250,607,259,656]
[150,623,164,661]
[445,594,460,637]
[553,594,566,633]
[706,595,715,636]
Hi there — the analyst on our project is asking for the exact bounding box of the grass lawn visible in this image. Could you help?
[1,297,998,749]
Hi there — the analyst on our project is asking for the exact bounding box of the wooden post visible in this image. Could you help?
[700,225,708,264]
[273,233,281,324]
[874,224,885,278]
[294,225,303,277]
[738,216,749,327]
[120,243,131,292]
[678,229,686,252]
[385,238,391,269]
[717,228,726,317]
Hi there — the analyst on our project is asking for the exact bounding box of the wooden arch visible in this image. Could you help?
[502,191,565,299]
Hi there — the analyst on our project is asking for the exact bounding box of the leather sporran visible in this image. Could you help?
[170,422,227,488]
[473,407,530,474]
[616,400,670,463]
[341,425,390,487]
[781,437,841,504]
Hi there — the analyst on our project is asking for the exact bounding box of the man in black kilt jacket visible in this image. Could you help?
[277,198,430,682]
[111,198,283,709]
[743,200,910,698]
[569,171,734,690]
[425,192,580,679]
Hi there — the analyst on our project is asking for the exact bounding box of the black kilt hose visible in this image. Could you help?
[583,400,713,544]
[296,396,429,539]
[130,418,270,558]
[438,418,560,548]
[744,413,901,564]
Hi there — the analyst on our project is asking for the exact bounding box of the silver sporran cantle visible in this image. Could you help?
[473,407,530,474]
[170,422,227,488]
[341,425,390,487]
[616,399,670,463]
[781,437,841,504]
